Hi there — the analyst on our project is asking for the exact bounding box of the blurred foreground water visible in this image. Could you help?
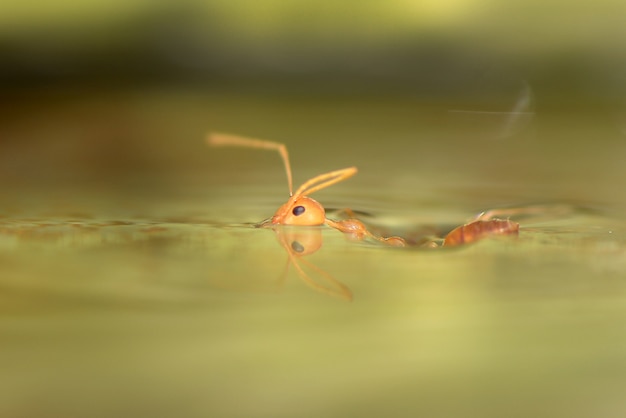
[1,88,626,417]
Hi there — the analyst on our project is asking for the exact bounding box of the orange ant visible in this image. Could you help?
[207,133,519,247]
[208,133,406,246]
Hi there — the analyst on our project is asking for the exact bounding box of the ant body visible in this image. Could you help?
[208,133,519,248]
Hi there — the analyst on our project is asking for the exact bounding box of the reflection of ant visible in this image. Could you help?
[273,227,352,301]
[207,133,519,247]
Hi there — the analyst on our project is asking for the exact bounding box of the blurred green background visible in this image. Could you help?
[2,0,625,100]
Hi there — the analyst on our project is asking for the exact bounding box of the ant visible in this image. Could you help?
[207,133,519,247]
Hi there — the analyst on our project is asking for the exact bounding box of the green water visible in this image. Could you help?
[2,89,626,417]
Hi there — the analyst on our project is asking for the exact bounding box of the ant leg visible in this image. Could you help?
[328,207,369,221]
[475,204,576,221]
[333,208,358,218]
[326,219,406,247]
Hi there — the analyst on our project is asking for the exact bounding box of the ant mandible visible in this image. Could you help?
[207,133,519,247]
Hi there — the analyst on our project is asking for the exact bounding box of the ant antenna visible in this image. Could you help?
[207,133,294,195]
[293,167,358,198]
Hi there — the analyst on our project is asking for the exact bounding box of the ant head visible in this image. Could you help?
[207,133,357,227]
[270,167,358,226]
[271,196,326,226]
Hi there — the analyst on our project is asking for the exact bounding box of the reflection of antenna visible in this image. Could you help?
[283,250,353,301]
[208,133,294,195]
[274,228,353,301]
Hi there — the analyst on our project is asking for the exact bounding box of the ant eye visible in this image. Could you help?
[291,241,305,253]
[292,205,306,216]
